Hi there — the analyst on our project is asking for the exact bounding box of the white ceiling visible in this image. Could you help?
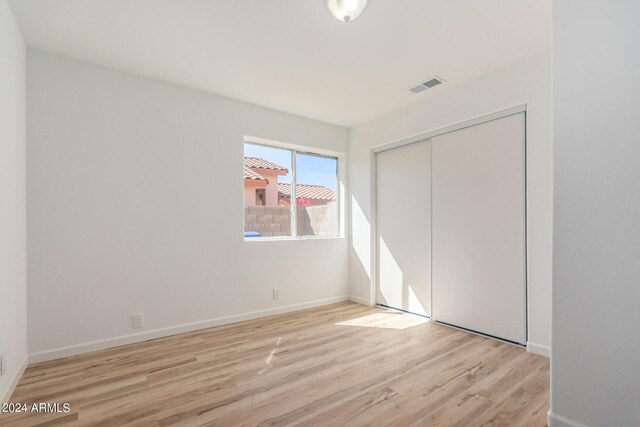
[9,0,550,127]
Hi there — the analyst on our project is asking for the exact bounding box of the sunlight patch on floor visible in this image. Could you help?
[336,312,428,330]
[259,336,282,374]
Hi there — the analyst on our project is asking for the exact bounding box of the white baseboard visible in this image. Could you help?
[1,354,28,404]
[548,410,588,427]
[526,341,551,358]
[29,296,351,364]
[349,295,373,306]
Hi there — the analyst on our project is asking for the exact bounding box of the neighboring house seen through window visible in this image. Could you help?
[243,142,338,239]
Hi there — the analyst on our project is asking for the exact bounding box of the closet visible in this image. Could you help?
[374,109,526,345]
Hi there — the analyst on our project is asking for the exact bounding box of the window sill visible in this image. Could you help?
[243,235,343,242]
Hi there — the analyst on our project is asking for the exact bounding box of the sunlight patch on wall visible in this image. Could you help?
[408,284,427,316]
[351,195,371,279]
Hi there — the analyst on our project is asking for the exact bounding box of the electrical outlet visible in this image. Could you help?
[273,289,280,300]
[1,352,6,376]
[131,313,144,329]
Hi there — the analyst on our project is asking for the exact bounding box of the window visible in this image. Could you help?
[255,188,266,206]
[243,142,339,239]
[295,152,338,237]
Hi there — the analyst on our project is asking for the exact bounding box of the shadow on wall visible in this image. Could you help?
[349,195,373,302]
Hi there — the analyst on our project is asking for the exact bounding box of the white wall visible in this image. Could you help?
[27,50,350,360]
[349,52,552,354]
[0,0,27,402]
[551,2,640,426]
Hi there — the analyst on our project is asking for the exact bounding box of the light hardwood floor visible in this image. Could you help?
[1,302,549,426]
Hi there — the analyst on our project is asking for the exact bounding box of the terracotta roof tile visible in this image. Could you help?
[243,166,268,182]
[244,157,288,172]
[278,183,336,201]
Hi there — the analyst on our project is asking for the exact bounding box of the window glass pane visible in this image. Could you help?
[294,153,338,237]
[243,143,292,238]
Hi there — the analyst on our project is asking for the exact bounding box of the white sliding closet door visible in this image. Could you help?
[376,140,431,316]
[432,113,526,344]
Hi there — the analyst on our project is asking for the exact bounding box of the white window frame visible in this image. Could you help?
[243,136,344,241]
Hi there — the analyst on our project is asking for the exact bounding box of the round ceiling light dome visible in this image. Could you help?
[326,0,368,23]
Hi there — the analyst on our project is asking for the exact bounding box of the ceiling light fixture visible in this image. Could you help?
[326,0,368,23]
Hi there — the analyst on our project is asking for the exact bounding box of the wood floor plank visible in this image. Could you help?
[1,302,549,426]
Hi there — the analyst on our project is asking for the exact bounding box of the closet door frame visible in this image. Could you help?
[370,104,528,344]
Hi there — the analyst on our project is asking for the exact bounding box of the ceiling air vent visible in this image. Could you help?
[409,76,446,94]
